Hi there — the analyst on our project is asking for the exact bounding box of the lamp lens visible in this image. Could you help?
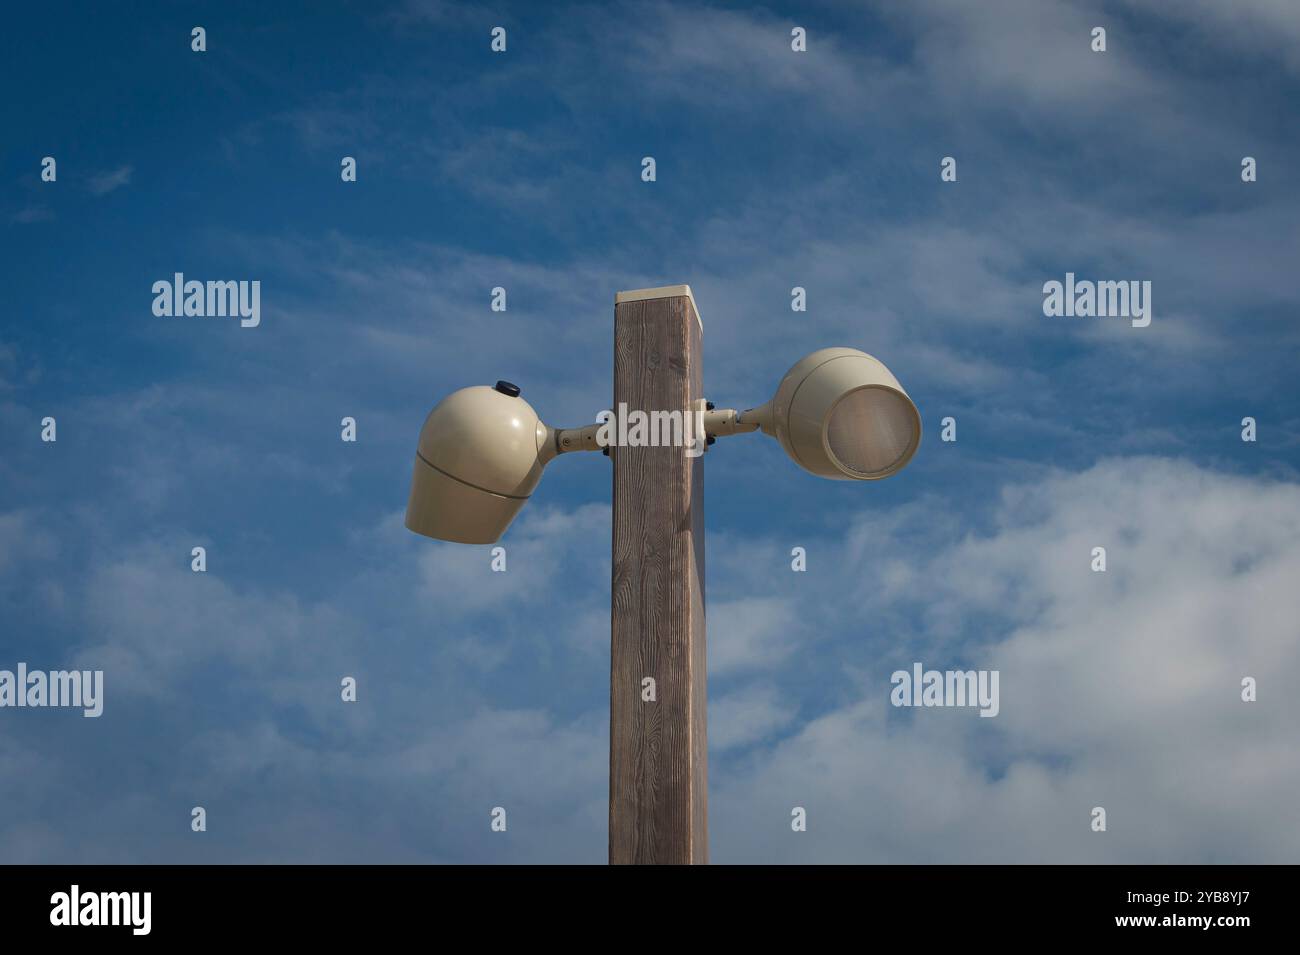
[825,387,917,476]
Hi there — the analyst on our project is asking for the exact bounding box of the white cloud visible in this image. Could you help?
[894,0,1163,115]
[711,457,1300,861]
[711,683,797,750]
[1121,0,1300,74]
[708,596,801,675]
[4,457,1297,862]
[0,510,59,573]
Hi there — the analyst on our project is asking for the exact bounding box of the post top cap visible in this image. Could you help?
[615,285,702,332]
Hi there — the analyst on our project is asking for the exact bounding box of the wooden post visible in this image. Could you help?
[609,286,708,864]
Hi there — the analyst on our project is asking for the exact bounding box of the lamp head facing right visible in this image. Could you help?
[762,347,921,481]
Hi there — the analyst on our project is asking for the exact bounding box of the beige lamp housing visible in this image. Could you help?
[759,347,922,480]
[405,383,552,544]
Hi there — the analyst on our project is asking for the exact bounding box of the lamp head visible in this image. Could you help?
[764,347,921,480]
[405,381,549,544]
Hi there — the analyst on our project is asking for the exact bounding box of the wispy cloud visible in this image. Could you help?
[10,205,53,224]
[86,164,133,196]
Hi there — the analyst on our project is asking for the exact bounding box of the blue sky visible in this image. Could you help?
[2,0,1299,863]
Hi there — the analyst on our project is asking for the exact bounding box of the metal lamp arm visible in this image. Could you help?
[547,400,772,460]
[702,401,771,438]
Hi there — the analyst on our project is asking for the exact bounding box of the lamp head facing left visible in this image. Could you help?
[405,381,550,544]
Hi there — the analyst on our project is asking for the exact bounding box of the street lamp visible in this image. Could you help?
[403,286,921,864]
[405,346,920,544]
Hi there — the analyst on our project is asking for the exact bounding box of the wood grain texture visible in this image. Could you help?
[609,293,707,864]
